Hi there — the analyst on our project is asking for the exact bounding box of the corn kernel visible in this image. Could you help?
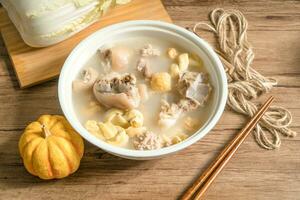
[167,48,178,59]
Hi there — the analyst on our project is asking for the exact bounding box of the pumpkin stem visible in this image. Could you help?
[41,125,51,138]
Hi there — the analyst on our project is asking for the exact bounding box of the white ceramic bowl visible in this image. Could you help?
[58,20,227,160]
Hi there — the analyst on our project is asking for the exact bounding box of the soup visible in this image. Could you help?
[72,36,213,150]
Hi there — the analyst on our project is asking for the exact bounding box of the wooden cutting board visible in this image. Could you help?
[0,0,171,88]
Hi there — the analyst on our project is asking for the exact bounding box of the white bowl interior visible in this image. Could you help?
[59,21,227,159]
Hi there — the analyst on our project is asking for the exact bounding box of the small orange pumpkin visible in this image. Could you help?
[19,115,84,180]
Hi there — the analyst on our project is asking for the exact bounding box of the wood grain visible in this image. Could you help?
[0,0,171,88]
[0,0,299,200]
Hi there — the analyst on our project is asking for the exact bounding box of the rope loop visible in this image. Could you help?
[193,8,296,149]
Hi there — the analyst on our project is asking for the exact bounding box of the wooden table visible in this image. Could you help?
[0,1,299,199]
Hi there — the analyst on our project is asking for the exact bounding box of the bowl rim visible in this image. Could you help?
[58,20,228,159]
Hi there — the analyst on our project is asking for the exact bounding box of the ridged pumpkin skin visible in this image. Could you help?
[19,115,84,180]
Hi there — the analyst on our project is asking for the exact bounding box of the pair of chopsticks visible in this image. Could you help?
[181,96,274,200]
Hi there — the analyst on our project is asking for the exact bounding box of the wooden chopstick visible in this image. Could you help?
[181,96,274,200]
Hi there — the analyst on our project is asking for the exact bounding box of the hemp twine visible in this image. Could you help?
[192,8,296,149]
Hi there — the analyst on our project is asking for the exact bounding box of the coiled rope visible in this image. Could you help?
[193,8,296,149]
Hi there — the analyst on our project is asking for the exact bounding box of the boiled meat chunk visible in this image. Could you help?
[93,73,140,110]
[136,58,152,78]
[99,46,131,72]
[72,68,98,92]
[158,100,182,128]
[177,71,211,108]
[133,131,162,150]
[94,93,136,110]
[186,83,211,105]
[140,44,160,57]
[178,98,200,112]
[158,71,211,128]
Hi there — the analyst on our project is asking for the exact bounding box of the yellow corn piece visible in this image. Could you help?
[107,127,129,147]
[85,120,104,140]
[178,53,189,71]
[98,122,118,140]
[167,48,178,59]
[126,127,147,137]
[125,109,144,127]
[169,63,180,78]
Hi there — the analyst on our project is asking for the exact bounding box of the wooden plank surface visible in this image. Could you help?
[0,0,171,88]
[0,0,299,200]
